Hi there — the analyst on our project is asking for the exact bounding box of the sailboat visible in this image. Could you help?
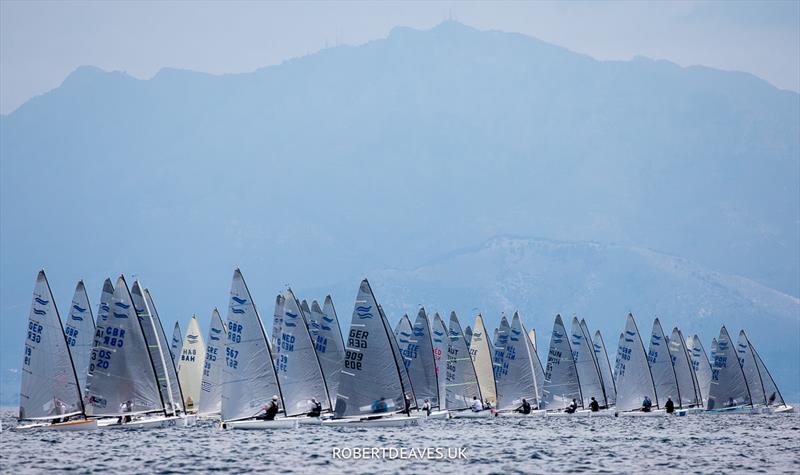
[567,317,608,415]
[615,314,661,417]
[469,314,497,408]
[396,308,448,418]
[383,307,418,412]
[687,334,712,408]
[542,314,582,414]
[63,280,95,399]
[743,332,792,413]
[306,296,345,410]
[324,279,421,427]
[171,322,182,365]
[495,312,545,417]
[647,318,680,412]
[220,269,294,429]
[667,327,703,414]
[178,315,206,412]
[17,271,96,431]
[593,330,617,408]
[431,313,449,412]
[273,289,332,424]
[198,309,227,417]
[445,311,487,418]
[143,287,186,416]
[87,276,185,429]
[706,326,752,413]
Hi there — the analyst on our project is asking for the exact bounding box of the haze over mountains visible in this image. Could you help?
[1,21,798,402]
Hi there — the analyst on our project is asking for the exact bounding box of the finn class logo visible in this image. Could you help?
[114,302,131,309]
[231,296,247,305]
[113,312,128,319]
[284,311,298,327]
[34,297,49,305]
[72,304,87,313]
[187,334,199,344]
[356,305,373,320]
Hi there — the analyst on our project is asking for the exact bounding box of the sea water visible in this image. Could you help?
[1,410,798,474]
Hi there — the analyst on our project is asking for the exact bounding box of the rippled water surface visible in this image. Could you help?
[1,410,798,474]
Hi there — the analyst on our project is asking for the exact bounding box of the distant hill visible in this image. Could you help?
[1,21,798,403]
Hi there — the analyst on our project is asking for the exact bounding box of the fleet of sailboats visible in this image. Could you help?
[14,269,793,431]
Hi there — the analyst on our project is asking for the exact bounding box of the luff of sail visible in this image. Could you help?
[614,314,658,412]
[469,315,497,406]
[525,325,546,407]
[334,279,406,418]
[19,271,84,421]
[274,289,331,416]
[85,275,163,416]
[178,315,206,412]
[542,314,582,410]
[63,280,95,397]
[221,269,284,422]
[445,311,482,410]
[199,309,227,416]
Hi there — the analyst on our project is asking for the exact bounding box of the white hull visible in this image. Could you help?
[295,417,323,425]
[449,410,494,419]
[546,410,589,417]
[98,414,194,429]
[770,405,794,414]
[323,415,422,428]
[674,407,704,416]
[423,409,450,419]
[17,419,98,431]
[497,410,546,417]
[618,409,667,417]
[222,418,299,430]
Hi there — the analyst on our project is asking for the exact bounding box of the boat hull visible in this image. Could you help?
[98,414,189,429]
[424,410,450,419]
[449,410,494,419]
[221,418,299,430]
[323,416,422,428]
[497,410,546,417]
[618,410,667,417]
[17,419,98,431]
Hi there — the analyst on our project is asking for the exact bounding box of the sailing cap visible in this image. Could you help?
[272,395,279,401]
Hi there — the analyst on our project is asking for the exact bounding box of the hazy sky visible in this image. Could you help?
[1,0,798,114]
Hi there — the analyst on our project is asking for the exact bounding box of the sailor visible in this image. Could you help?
[642,395,652,412]
[371,397,389,413]
[52,399,66,424]
[471,396,483,412]
[117,400,133,424]
[665,397,675,414]
[515,398,532,414]
[404,395,412,414]
[261,395,280,420]
[421,399,431,416]
[565,399,578,414]
[768,392,777,405]
[589,397,600,412]
[308,398,322,417]
[484,398,494,410]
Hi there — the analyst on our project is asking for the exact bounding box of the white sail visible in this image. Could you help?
[271,294,285,352]
[525,326,546,406]
[273,289,331,416]
[750,342,785,407]
[307,297,345,410]
[736,331,766,406]
[542,314,582,409]
[496,312,538,411]
[19,271,84,421]
[221,269,284,422]
[63,280,95,396]
[199,309,227,416]
[469,315,497,405]
[170,322,182,365]
[85,275,163,416]
[431,313,448,410]
[528,329,537,352]
[90,279,114,398]
[492,316,510,383]
[178,315,206,412]
[668,328,701,408]
[593,330,617,407]
[445,311,482,410]
[333,279,406,418]
[396,309,439,408]
[707,326,752,409]
[571,317,606,408]
[464,325,473,349]
[687,334,712,407]
[614,314,658,412]
[144,289,184,413]
[131,282,177,415]
[647,318,680,407]
[382,306,416,408]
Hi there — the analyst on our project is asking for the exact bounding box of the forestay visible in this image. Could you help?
[469,315,497,405]
[131,281,176,415]
[19,271,84,421]
[63,281,95,396]
[274,290,331,416]
[221,269,284,422]
[178,315,206,411]
[199,309,227,416]
[496,312,538,411]
[668,328,701,408]
[571,317,605,408]
[306,297,345,409]
[86,276,162,416]
[687,334,712,407]
[171,322,182,365]
[707,326,751,410]
[736,331,766,406]
[593,331,617,407]
[614,314,658,412]
[542,315,582,410]
[333,279,406,418]
[431,313,448,410]
[445,312,482,410]
[647,318,681,407]
[144,289,184,412]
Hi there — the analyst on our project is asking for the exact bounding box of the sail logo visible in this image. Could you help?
[33,308,46,315]
[511,329,521,336]
[211,327,222,334]
[231,308,245,314]
[322,315,335,323]
[284,311,298,327]
[413,328,425,337]
[100,303,110,312]
[210,334,221,341]
[594,343,602,351]
[114,302,131,309]
[434,330,444,337]
[231,296,247,305]
[187,334,199,344]
[356,305,373,320]
[34,297,49,305]
[113,312,129,319]
[72,304,87,313]
[70,313,84,321]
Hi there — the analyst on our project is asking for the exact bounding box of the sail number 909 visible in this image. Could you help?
[344,350,364,371]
